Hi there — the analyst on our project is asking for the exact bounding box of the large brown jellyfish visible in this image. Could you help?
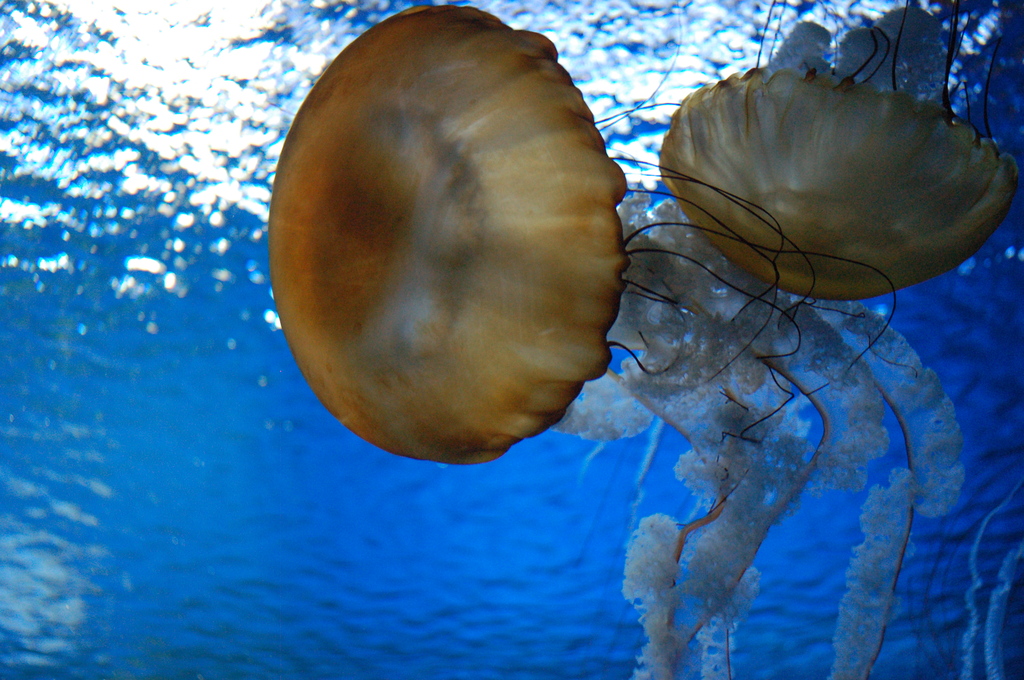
[268,5,626,463]
[659,6,1018,300]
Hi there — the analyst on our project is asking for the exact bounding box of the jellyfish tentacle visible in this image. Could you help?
[830,469,915,680]
[566,196,964,680]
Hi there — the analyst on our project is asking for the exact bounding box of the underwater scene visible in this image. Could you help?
[1,0,1022,678]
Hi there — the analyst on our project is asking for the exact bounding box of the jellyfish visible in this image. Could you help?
[659,6,1018,300]
[269,3,1014,679]
[268,5,627,464]
[551,6,1014,678]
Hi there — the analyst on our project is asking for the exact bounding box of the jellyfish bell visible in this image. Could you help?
[660,6,1019,300]
[268,5,627,464]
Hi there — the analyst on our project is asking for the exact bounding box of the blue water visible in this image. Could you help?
[1,1,1022,678]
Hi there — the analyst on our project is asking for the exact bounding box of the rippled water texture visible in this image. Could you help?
[1,0,1022,678]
